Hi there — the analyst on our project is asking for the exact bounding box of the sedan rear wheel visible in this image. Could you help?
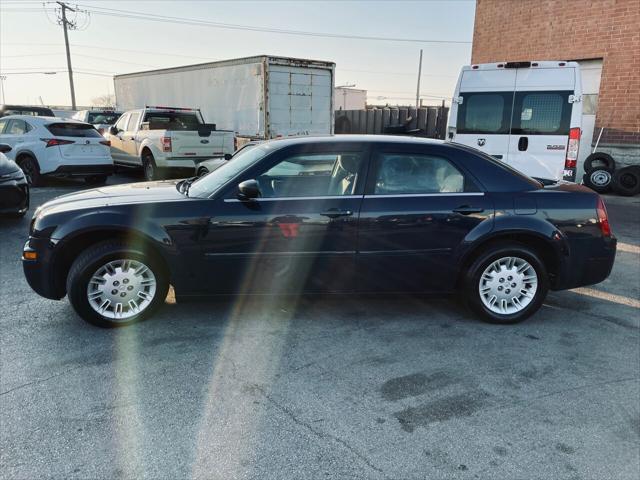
[66,240,169,327]
[464,243,548,324]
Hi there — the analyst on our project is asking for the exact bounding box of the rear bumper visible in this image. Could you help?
[48,164,114,177]
[552,236,617,290]
[23,237,64,300]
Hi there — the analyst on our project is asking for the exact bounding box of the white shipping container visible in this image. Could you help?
[114,56,335,140]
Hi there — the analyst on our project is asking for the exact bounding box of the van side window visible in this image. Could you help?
[511,91,572,135]
[457,92,512,134]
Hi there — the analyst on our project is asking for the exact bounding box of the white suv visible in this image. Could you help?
[0,115,114,186]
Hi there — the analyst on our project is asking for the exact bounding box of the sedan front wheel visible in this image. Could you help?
[66,240,169,327]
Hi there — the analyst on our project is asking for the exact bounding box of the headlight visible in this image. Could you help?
[0,169,24,181]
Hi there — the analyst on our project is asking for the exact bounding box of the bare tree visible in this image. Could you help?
[91,94,116,107]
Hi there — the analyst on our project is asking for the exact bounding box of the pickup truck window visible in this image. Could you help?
[127,113,141,132]
[88,112,121,125]
[143,112,201,130]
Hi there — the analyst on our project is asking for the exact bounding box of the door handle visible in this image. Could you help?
[518,136,528,151]
[320,208,353,219]
[453,205,484,215]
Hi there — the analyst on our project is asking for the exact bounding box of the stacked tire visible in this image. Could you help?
[583,153,640,196]
[582,153,615,193]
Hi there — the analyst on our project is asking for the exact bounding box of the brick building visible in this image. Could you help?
[471,0,639,165]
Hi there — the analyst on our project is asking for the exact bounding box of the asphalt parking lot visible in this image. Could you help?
[1,173,639,480]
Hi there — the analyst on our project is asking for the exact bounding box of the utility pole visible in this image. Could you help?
[415,49,423,110]
[56,1,77,109]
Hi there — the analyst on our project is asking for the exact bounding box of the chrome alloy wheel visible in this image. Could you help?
[479,256,538,315]
[87,259,157,321]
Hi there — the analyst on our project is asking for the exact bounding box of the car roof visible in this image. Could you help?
[264,134,447,147]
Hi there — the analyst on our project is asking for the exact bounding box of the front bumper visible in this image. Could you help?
[0,180,29,214]
[22,236,64,300]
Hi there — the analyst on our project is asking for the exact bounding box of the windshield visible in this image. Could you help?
[88,112,121,125]
[188,143,277,198]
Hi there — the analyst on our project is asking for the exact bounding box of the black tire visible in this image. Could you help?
[142,151,161,181]
[66,240,169,328]
[583,168,613,193]
[463,243,549,324]
[197,167,209,177]
[584,152,615,173]
[84,175,108,185]
[612,166,640,197]
[18,156,43,187]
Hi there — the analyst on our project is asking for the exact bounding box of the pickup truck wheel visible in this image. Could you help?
[197,166,209,177]
[18,156,43,187]
[463,243,549,324]
[142,152,161,181]
[66,240,169,328]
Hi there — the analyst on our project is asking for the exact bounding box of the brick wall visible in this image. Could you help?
[471,0,640,147]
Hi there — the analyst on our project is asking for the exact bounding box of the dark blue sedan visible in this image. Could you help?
[23,136,616,327]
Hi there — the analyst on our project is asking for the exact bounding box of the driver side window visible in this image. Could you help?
[257,152,364,198]
[114,114,129,132]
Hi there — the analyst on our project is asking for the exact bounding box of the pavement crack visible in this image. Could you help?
[253,384,385,477]
[0,365,84,396]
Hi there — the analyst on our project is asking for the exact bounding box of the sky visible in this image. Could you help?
[0,0,476,108]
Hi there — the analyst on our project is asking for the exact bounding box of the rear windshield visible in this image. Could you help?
[87,112,121,125]
[457,90,572,135]
[142,112,201,130]
[46,123,103,137]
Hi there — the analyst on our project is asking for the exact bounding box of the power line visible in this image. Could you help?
[73,3,472,45]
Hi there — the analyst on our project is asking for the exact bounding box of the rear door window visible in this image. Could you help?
[457,92,513,134]
[46,123,102,137]
[510,91,572,135]
[373,153,469,194]
[6,119,30,135]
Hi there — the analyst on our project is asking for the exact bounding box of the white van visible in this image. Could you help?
[448,61,582,182]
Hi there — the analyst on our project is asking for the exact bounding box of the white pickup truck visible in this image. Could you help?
[105,106,235,180]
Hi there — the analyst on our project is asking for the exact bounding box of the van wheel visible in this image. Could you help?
[583,169,612,193]
[142,152,161,181]
[66,240,169,328]
[19,156,43,187]
[612,166,640,196]
[463,243,549,324]
[584,152,615,173]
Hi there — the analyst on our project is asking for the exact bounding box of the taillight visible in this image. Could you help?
[161,136,172,152]
[99,140,111,147]
[41,138,75,148]
[596,196,612,237]
[565,127,580,169]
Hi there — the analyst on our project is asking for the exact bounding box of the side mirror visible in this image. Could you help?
[109,126,119,135]
[237,179,261,200]
[0,143,12,154]
[224,153,233,161]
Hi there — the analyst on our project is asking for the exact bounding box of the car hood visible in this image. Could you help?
[0,154,21,176]
[37,180,188,215]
